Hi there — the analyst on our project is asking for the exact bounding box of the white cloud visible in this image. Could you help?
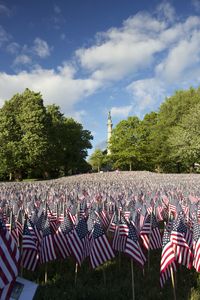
[192,0,200,12]
[0,25,10,46]
[76,13,166,82]
[156,1,176,23]
[54,5,61,14]
[0,64,101,114]
[0,4,11,16]
[33,38,51,58]
[70,110,87,123]
[127,79,166,114]
[155,30,200,82]
[6,42,20,54]
[111,105,132,118]
[13,54,32,65]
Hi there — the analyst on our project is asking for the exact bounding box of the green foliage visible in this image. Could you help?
[108,86,200,173]
[88,149,105,172]
[110,116,140,170]
[0,89,93,180]
[168,102,200,170]
[153,87,200,172]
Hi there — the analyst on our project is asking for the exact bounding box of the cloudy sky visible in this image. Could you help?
[1,0,200,154]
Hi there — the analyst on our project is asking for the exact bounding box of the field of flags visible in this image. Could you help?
[0,171,200,299]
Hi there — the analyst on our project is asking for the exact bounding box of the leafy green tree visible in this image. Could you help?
[110,116,140,170]
[137,112,158,171]
[88,149,105,172]
[153,87,200,172]
[0,89,48,180]
[62,118,93,175]
[0,89,93,180]
[168,102,200,172]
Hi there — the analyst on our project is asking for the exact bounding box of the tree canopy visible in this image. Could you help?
[0,89,93,180]
[89,86,200,173]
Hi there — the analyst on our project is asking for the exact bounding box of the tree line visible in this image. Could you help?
[89,86,200,173]
[0,89,93,180]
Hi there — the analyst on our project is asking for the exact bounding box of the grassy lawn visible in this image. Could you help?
[21,250,200,300]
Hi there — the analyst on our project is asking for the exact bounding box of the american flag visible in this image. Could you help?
[40,215,57,264]
[47,204,59,233]
[160,228,177,288]
[108,213,118,233]
[123,222,146,268]
[0,219,20,300]
[21,219,38,271]
[68,204,77,225]
[90,219,115,269]
[95,209,110,230]
[35,210,46,244]
[156,205,164,222]
[192,218,200,272]
[16,209,24,238]
[112,216,128,252]
[54,214,72,259]
[10,210,19,246]
[169,201,177,218]
[67,217,90,266]
[140,213,162,250]
[170,214,193,269]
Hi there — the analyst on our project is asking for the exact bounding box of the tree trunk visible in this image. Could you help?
[190,163,195,173]
[129,162,132,171]
[9,172,12,181]
[14,170,22,181]
[176,162,181,173]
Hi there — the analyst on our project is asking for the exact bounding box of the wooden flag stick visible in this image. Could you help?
[74,262,78,285]
[103,268,106,286]
[118,251,121,271]
[45,263,48,283]
[170,265,176,300]
[131,259,135,300]
[148,212,153,272]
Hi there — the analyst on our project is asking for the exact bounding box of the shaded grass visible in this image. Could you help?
[21,250,200,300]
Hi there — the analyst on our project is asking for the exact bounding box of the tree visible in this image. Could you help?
[168,102,200,172]
[88,149,105,172]
[110,116,140,170]
[137,112,158,171]
[0,89,48,180]
[0,89,93,180]
[62,118,93,175]
[153,87,200,172]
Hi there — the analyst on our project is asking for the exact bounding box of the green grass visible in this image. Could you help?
[21,250,200,300]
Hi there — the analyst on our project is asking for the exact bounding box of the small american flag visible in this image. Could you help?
[67,217,90,266]
[16,209,24,238]
[124,222,146,268]
[160,228,177,287]
[21,219,38,271]
[40,215,57,264]
[140,213,162,250]
[0,219,20,299]
[192,218,200,272]
[54,215,72,259]
[90,219,115,269]
[170,214,193,269]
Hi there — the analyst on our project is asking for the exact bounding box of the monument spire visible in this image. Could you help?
[107,111,113,155]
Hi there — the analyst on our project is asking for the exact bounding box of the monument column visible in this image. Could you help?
[107,111,113,155]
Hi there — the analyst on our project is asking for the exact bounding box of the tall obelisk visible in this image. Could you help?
[107,111,113,155]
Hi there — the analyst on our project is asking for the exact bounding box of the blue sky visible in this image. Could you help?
[1,0,200,155]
